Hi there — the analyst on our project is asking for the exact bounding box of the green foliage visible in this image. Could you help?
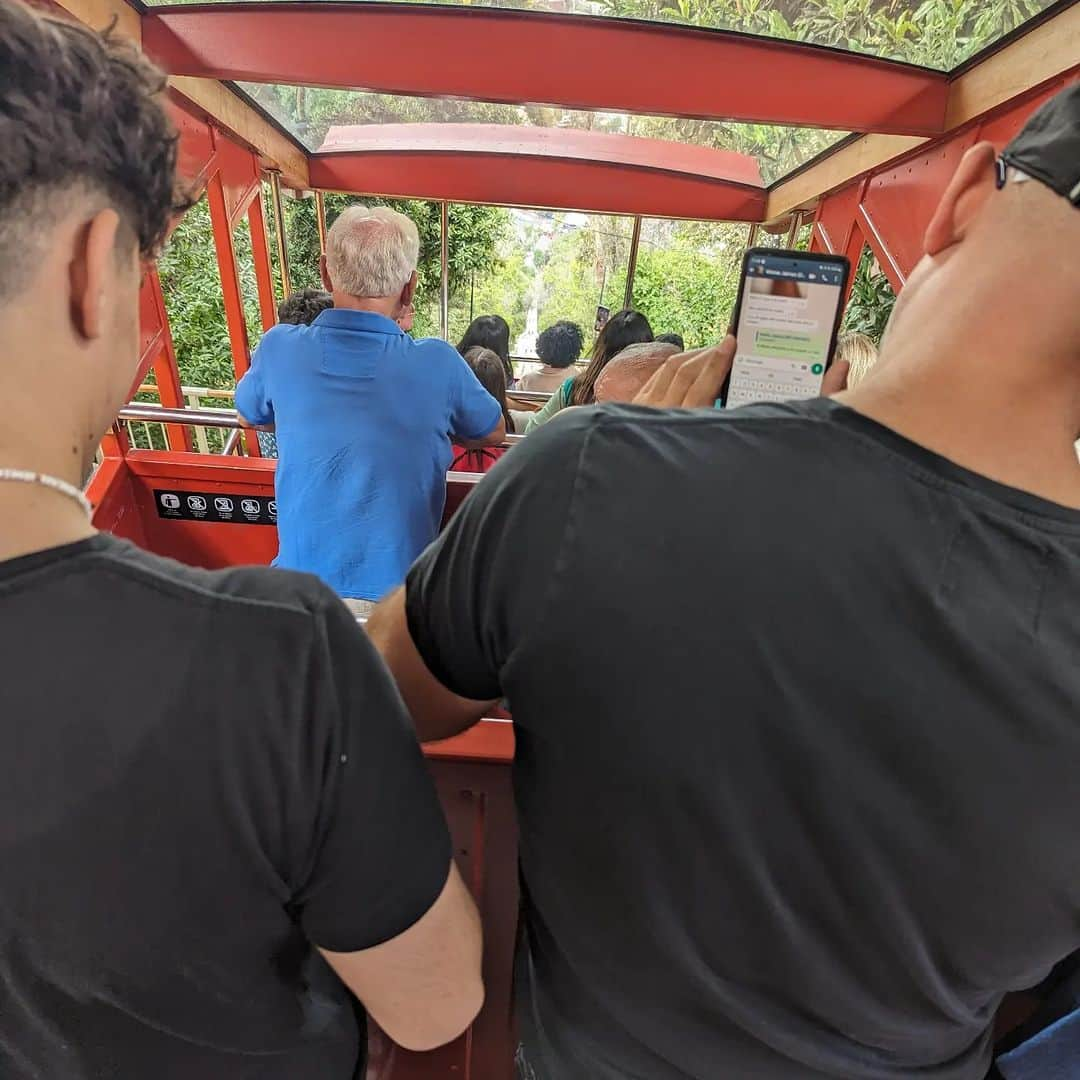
[842,245,897,343]
[621,244,741,348]
[158,197,259,392]
[280,194,512,341]
[591,0,1049,68]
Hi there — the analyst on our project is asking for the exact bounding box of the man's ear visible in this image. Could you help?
[320,254,333,292]
[924,142,998,257]
[69,209,121,342]
[401,270,418,306]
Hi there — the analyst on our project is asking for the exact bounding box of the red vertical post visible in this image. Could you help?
[147,270,194,452]
[248,192,278,334]
[206,168,261,457]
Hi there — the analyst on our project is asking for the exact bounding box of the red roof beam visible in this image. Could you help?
[308,125,766,221]
[144,2,949,137]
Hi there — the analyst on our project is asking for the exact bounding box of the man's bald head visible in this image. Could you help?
[594,342,680,404]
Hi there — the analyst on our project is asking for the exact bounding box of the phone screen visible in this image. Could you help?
[722,250,849,409]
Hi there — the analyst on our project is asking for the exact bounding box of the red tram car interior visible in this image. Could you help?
[39,0,1080,1072]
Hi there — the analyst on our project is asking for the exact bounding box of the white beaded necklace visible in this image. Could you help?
[0,468,93,518]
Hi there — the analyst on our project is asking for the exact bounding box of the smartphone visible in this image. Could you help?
[717,248,850,409]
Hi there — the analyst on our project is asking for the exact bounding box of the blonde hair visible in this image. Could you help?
[836,332,878,388]
[325,205,420,299]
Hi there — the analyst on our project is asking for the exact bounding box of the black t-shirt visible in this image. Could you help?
[406,399,1080,1080]
[0,534,450,1079]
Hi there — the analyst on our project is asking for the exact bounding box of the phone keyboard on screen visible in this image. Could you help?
[727,374,818,408]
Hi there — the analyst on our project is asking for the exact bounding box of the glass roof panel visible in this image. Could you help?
[154,0,1060,72]
[239,83,847,185]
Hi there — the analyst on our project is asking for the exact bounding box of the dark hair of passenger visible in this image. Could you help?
[459,315,513,384]
[656,332,684,350]
[277,288,332,326]
[0,1,190,299]
[569,309,653,406]
[536,321,584,369]
[464,346,514,434]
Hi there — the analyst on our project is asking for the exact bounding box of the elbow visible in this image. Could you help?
[482,420,507,447]
[383,977,485,1052]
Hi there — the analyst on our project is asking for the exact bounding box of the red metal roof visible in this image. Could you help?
[144,2,949,136]
[311,123,766,219]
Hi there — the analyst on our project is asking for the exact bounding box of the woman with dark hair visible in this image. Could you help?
[518,321,584,393]
[458,315,514,387]
[450,347,513,474]
[524,309,653,432]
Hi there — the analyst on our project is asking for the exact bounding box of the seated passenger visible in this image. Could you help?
[0,3,482,1076]
[458,313,514,387]
[836,330,879,387]
[369,84,1080,1080]
[257,289,334,458]
[278,287,333,326]
[451,348,514,474]
[517,320,584,393]
[655,331,684,350]
[593,341,679,403]
[525,308,653,431]
[236,205,504,615]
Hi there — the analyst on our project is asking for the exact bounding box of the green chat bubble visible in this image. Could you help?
[753,329,828,362]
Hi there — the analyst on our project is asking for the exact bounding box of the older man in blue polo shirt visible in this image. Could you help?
[237,206,505,610]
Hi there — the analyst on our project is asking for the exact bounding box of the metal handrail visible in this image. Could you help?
[138,382,554,404]
[220,429,243,456]
[117,402,526,447]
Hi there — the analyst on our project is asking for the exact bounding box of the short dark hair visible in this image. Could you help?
[656,332,684,350]
[0,0,188,299]
[277,289,332,326]
[536,321,584,369]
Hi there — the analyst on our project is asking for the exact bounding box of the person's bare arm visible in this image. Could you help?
[457,415,507,451]
[319,861,483,1052]
[366,587,497,743]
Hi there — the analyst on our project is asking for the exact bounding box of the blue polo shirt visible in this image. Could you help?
[236,309,502,600]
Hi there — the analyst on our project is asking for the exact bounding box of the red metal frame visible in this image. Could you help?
[247,193,279,330]
[145,2,948,136]
[810,68,1080,293]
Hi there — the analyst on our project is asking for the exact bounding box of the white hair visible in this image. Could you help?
[325,205,420,299]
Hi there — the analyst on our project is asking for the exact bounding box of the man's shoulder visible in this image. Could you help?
[510,399,841,490]
[407,336,466,366]
[255,321,310,357]
[94,534,343,628]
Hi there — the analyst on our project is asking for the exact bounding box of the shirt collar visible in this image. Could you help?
[313,309,402,335]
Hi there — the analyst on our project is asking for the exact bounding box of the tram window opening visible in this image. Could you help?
[841,244,897,346]
[625,219,748,350]
[233,215,266,354]
[158,193,238,452]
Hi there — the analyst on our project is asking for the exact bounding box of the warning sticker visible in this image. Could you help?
[154,490,277,526]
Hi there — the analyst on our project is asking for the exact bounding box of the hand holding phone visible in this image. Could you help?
[634,336,850,410]
[717,248,850,408]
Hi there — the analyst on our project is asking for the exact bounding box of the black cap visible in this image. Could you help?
[1000,82,1080,206]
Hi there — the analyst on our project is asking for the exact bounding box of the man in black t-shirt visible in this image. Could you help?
[369,86,1080,1079]
[0,3,481,1076]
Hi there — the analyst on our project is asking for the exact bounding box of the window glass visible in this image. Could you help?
[240,84,844,184]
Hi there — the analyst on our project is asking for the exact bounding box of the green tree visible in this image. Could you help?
[157,196,262,392]
[842,245,898,343]
[281,194,513,340]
